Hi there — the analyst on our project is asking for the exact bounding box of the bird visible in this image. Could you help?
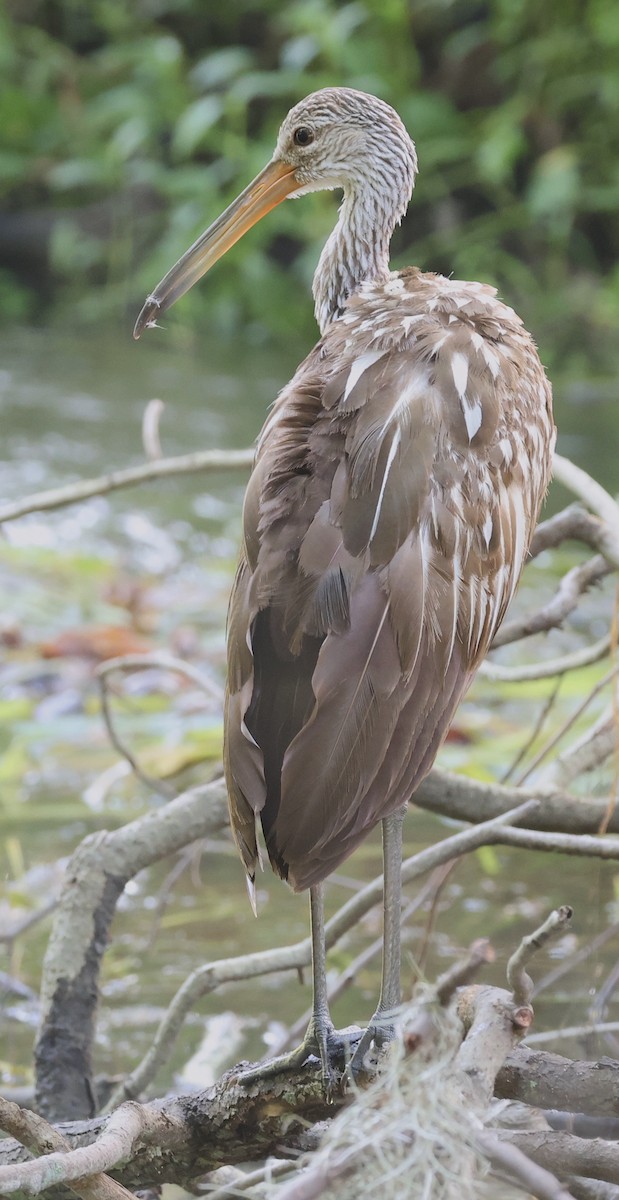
[134,86,555,1090]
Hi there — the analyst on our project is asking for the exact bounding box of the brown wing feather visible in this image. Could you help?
[224,269,554,892]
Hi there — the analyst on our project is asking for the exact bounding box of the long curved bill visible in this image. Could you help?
[133,159,299,339]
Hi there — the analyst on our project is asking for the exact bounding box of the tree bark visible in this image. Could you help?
[34,780,229,1120]
[497,1048,619,1118]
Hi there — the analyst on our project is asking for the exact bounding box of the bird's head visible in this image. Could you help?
[133,87,417,339]
[273,87,417,198]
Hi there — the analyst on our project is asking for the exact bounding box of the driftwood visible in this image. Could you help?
[5,911,619,1200]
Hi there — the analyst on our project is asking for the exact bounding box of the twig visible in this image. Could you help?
[429,938,494,1008]
[546,1112,619,1142]
[491,557,613,650]
[541,710,618,790]
[95,653,223,805]
[143,841,208,953]
[525,1021,619,1046]
[514,664,619,784]
[480,634,612,682]
[489,825,619,858]
[410,858,458,973]
[588,959,619,1029]
[0,898,58,947]
[501,677,563,784]
[0,447,254,523]
[97,672,176,799]
[203,1158,298,1198]
[552,454,619,568]
[507,906,573,1007]
[95,651,223,702]
[534,919,619,997]
[528,505,617,559]
[273,1144,359,1200]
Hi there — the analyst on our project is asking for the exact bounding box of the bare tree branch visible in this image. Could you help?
[496,1047,619,1117]
[0,448,254,524]
[95,652,223,701]
[480,634,613,682]
[507,906,573,1007]
[33,779,229,1121]
[498,1130,619,1187]
[400,938,495,1055]
[413,770,619,834]
[534,920,619,998]
[478,1130,577,1200]
[7,1044,619,1195]
[0,1101,172,1195]
[490,557,613,651]
[0,899,58,948]
[567,1180,619,1200]
[97,671,176,799]
[0,1068,342,1195]
[6,1037,619,1197]
[501,677,563,784]
[541,711,618,790]
[204,1158,299,1198]
[486,826,619,859]
[526,1021,619,1046]
[529,506,618,560]
[0,1098,136,1200]
[514,665,619,784]
[552,455,619,568]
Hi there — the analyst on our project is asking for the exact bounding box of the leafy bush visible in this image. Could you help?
[3,0,619,371]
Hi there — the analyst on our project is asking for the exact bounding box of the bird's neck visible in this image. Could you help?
[312,187,394,335]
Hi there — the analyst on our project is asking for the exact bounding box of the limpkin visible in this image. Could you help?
[134,87,555,1089]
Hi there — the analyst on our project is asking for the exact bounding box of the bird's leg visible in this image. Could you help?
[236,882,342,1096]
[377,804,406,1021]
[305,880,337,1089]
[348,804,406,1076]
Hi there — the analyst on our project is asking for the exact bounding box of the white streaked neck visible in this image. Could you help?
[312,187,394,335]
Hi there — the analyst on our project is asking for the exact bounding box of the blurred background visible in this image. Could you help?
[2,0,619,1100]
[1,0,619,360]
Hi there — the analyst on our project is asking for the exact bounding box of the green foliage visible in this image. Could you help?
[2,0,619,369]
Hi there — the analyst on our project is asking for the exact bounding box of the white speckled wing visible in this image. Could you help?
[224,266,554,890]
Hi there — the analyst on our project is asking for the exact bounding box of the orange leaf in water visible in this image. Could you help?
[39,625,152,662]
[444,724,473,745]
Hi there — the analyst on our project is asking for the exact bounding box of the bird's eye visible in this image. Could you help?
[293,126,314,147]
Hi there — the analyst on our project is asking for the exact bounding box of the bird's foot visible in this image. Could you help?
[236,1019,356,1100]
[344,1010,398,1086]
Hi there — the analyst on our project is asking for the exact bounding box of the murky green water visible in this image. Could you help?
[2,323,619,1099]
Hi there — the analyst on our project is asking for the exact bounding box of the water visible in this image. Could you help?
[1,322,618,1099]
